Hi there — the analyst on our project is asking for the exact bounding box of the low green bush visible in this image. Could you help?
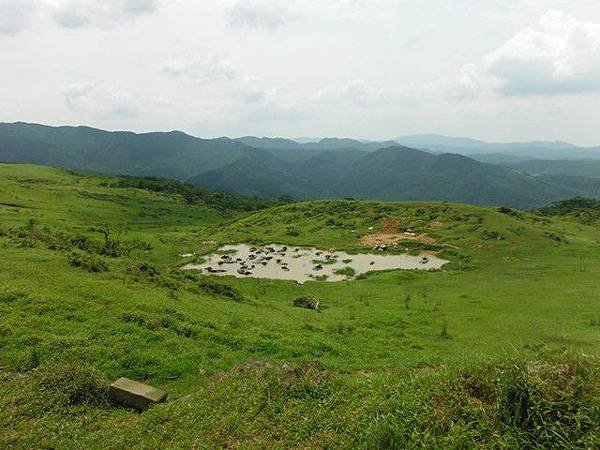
[68,252,109,273]
[198,279,245,302]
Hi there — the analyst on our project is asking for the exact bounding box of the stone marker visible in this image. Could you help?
[293,296,320,311]
[109,377,167,411]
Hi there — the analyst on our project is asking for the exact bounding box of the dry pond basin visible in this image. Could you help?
[182,244,448,283]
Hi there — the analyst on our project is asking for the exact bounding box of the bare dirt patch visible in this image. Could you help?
[380,218,401,233]
[360,232,436,247]
[360,217,438,247]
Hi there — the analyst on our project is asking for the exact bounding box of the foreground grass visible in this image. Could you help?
[1,163,599,448]
[2,352,598,449]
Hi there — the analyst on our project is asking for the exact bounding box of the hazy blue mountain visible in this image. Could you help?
[236,136,304,150]
[394,134,600,160]
[236,136,397,152]
[504,159,600,179]
[469,153,536,165]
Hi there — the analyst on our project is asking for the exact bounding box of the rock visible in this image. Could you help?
[109,377,167,412]
[293,296,320,311]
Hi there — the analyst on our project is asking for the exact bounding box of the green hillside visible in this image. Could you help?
[1,163,599,448]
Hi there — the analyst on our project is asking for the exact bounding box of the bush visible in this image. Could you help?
[285,225,300,236]
[334,267,356,277]
[113,175,279,212]
[127,262,181,291]
[128,262,161,278]
[198,279,245,302]
[68,252,109,273]
[481,230,506,241]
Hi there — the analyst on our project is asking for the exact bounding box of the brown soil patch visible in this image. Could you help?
[380,218,400,233]
[360,217,437,247]
[430,221,444,229]
[360,232,436,247]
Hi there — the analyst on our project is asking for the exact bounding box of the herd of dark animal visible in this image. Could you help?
[203,246,340,277]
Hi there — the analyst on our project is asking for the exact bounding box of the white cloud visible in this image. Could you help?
[0,0,161,33]
[160,52,236,85]
[226,0,292,30]
[48,0,161,28]
[62,82,139,117]
[0,0,35,34]
[233,84,267,104]
[314,79,383,107]
[483,10,600,96]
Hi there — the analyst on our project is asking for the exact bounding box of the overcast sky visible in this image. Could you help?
[1,0,600,145]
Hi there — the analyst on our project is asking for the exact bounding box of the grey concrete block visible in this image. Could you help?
[109,377,167,411]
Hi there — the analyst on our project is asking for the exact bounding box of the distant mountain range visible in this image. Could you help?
[239,134,600,160]
[2,122,600,209]
[393,134,600,161]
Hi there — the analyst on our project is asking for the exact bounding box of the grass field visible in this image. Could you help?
[1,163,599,449]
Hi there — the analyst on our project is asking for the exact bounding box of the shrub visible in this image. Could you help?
[128,262,161,278]
[334,267,356,277]
[481,230,506,241]
[198,279,245,302]
[285,225,300,236]
[497,206,523,218]
[68,252,109,273]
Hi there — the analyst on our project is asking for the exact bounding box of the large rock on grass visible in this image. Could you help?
[293,296,320,311]
[109,377,167,411]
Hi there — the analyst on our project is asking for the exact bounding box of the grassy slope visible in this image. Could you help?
[1,163,599,449]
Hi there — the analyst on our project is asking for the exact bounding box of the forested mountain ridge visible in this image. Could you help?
[3,121,600,209]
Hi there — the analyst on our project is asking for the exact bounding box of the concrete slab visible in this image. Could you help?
[109,377,167,411]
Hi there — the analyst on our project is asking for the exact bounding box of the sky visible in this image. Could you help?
[1,0,600,145]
